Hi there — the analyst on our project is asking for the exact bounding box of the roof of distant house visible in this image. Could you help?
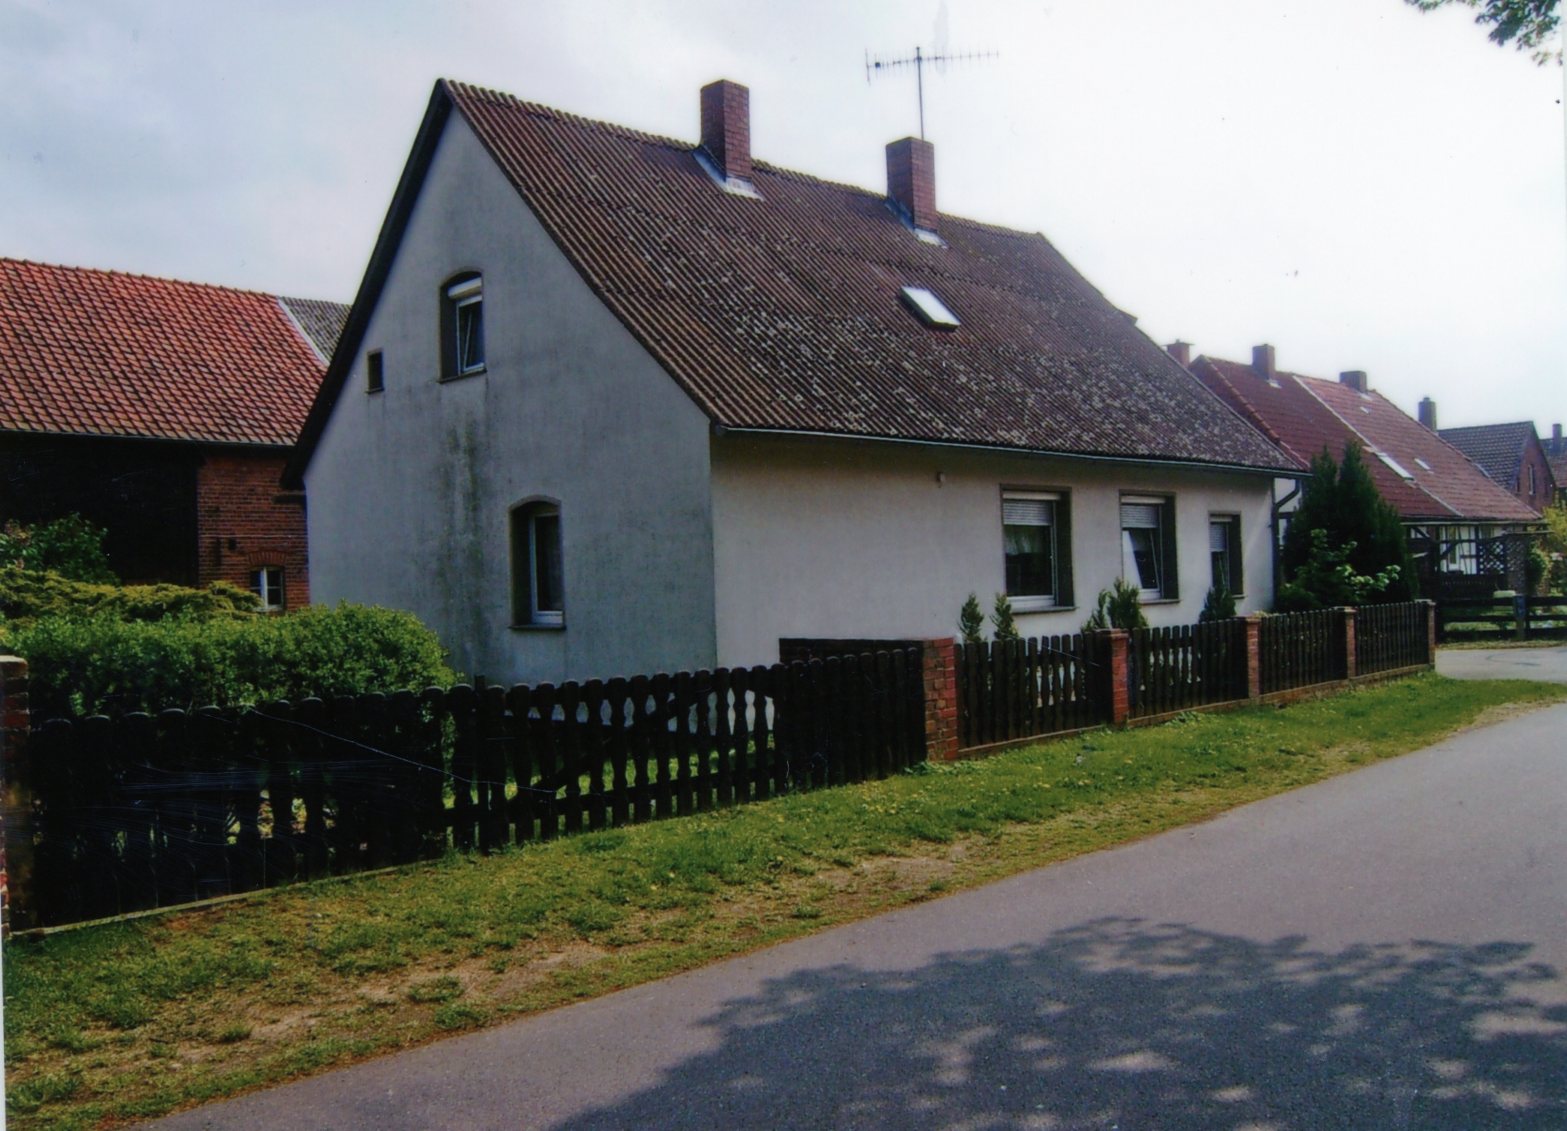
[0,258,347,447]
[292,79,1294,483]
[1193,354,1540,523]
[1438,420,1546,494]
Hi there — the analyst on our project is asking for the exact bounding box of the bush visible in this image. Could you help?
[1082,578,1148,633]
[8,604,460,717]
[1199,586,1237,623]
[0,566,258,624]
[0,515,116,582]
[958,592,985,645]
[990,592,1021,641]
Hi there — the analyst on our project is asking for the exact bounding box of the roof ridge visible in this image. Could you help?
[1193,356,1294,458]
[0,255,342,307]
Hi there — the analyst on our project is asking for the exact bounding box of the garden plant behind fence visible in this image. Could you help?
[17,650,923,928]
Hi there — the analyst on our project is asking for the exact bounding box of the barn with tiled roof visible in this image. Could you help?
[1,258,345,600]
[294,78,1300,683]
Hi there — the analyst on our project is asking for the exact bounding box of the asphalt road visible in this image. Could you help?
[1436,644,1567,684]
[148,694,1567,1130]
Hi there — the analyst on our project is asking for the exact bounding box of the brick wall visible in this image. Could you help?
[195,449,309,607]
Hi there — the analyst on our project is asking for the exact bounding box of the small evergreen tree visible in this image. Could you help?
[990,592,1021,641]
[1199,585,1237,623]
[1280,442,1416,607]
[1082,578,1149,632]
[958,592,986,645]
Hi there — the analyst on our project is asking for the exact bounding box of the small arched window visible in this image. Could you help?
[511,501,563,627]
[440,272,485,379]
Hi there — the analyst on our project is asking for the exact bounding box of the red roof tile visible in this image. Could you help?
[1194,354,1540,523]
[1,258,343,447]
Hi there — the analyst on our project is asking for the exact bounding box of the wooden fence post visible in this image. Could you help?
[1342,607,1358,681]
[1096,630,1130,727]
[1,655,36,935]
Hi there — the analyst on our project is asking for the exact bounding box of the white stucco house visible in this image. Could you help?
[287,78,1298,684]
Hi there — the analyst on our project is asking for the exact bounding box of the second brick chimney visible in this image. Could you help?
[1252,344,1276,381]
[1418,397,1438,430]
[1166,341,1192,367]
[700,79,751,182]
[887,137,937,233]
[1340,370,1368,393]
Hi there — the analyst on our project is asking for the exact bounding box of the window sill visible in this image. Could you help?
[510,622,565,632]
[1011,603,1076,615]
[439,365,487,383]
[1141,597,1180,606]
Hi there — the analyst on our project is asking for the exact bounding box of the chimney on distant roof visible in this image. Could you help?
[1418,397,1438,431]
[700,79,751,181]
[1166,341,1192,367]
[1252,344,1276,381]
[886,137,937,233]
[1555,423,1563,443]
[1340,370,1368,393]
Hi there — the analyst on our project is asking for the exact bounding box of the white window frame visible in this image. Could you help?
[1001,490,1060,611]
[511,501,564,628]
[1121,495,1170,600]
[250,566,285,613]
[444,274,486,378]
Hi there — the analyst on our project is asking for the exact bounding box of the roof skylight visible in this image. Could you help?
[1376,451,1415,480]
[901,286,960,330]
[1415,457,1432,471]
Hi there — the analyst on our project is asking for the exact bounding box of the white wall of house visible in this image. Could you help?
[304,114,717,685]
[710,433,1277,668]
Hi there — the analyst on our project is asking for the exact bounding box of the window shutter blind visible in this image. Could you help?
[1002,498,1053,526]
[1209,522,1228,553]
[1160,499,1179,599]
[1121,502,1160,529]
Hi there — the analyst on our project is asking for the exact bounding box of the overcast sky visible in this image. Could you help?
[3,0,1563,431]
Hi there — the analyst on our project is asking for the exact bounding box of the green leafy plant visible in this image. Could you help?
[958,592,985,645]
[1082,577,1149,632]
[1276,531,1404,612]
[0,515,116,583]
[0,566,258,625]
[990,592,1020,641]
[1199,586,1237,623]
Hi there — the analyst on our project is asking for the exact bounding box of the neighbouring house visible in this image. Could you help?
[0,258,347,607]
[1434,414,1556,516]
[288,79,1297,684]
[1190,347,1542,598]
[1541,423,1567,508]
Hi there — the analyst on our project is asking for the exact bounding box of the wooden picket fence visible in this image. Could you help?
[19,651,922,928]
[1126,619,1249,718]
[954,635,1104,748]
[1355,601,1432,675]
[1258,609,1347,694]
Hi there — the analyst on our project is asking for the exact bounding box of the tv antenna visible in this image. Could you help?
[865,45,998,140]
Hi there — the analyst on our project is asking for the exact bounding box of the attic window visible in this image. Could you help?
[1376,451,1415,480]
[901,286,960,330]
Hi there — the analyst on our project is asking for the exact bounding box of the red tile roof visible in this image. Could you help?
[1193,355,1540,523]
[292,81,1294,480]
[1,258,344,447]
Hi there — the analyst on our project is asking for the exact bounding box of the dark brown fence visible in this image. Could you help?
[955,635,1103,749]
[20,652,922,927]
[1355,602,1432,675]
[1259,609,1348,694]
[1127,619,1248,718]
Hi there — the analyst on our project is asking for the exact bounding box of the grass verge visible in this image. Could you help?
[5,673,1564,1129]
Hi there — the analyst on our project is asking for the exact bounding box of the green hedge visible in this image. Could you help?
[5,604,460,718]
[0,566,259,623]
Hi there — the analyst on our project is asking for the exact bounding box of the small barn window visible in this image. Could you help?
[366,350,384,393]
[250,567,285,612]
[440,273,485,379]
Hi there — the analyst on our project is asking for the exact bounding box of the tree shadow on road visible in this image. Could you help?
[556,917,1566,1129]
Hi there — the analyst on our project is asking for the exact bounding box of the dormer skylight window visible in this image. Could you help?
[901,286,960,330]
[1376,451,1415,480]
[1415,457,1432,471]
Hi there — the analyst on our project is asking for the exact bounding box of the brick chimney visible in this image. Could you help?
[700,79,751,181]
[1418,397,1438,431]
[1554,423,1562,443]
[1252,344,1276,381]
[1340,370,1368,393]
[886,137,937,233]
[1166,341,1191,367]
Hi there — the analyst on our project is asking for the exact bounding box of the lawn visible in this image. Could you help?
[4,673,1563,1129]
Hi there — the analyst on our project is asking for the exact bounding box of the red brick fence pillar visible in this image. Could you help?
[1,655,36,935]
[1095,630,1130,727]
[1342,607,1358,680]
